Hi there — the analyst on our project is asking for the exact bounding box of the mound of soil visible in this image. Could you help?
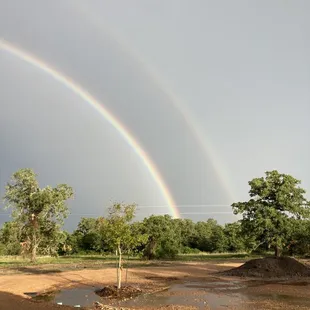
[223,257,310,278]
[96,285,142,299]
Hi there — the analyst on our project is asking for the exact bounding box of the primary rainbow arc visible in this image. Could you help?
[0,39,180,219]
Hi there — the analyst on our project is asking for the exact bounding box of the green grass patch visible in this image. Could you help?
[175,252,256,261]
[0,252,256,269]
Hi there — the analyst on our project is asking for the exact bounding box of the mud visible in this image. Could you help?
[115,279,310,309]
[1,259,310,309]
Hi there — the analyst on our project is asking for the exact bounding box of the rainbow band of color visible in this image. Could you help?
[72,2,237,203]
[0,39,180,219]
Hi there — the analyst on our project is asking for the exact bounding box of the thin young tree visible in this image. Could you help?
[101,203,147,289]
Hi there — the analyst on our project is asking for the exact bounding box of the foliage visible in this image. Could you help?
[0,221,22,255]
[224,222,246,253]
[285,220,310,256]
[100,202,147,288]
[3,168,73,261]
[2,168,310,260]
[72,217,105,253]
[140,215,182,259]
[232,170,310,257]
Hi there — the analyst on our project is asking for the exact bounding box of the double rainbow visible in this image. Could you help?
[1,39,180,218]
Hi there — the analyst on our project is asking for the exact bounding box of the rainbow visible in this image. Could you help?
[0,39,180,218]
[72,2,237,203]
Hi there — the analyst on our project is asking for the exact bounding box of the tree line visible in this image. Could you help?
[1,169,310,262]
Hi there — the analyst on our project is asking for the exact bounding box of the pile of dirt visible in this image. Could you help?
[223,257,310,278]
[96,285,142,299]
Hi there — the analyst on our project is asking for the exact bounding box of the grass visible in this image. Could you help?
[0,254,120,268]
[175,252,257,261]
[0,252,255,269]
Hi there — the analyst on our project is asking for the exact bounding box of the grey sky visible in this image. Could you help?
[1,0,309,229]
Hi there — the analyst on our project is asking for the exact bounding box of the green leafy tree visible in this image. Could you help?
[0,221,22,255]
[191,219,227,253]
[73,217,104,253]
[3,169,73,261]
[58,231,75,255]
[285,220,310,256]
[191,221,212,251]
[233,170,310,257]
[208,220,227,253]
[174,218,196,251]
[101,203,147,289]
[141,215,182,259]
[224,222,246,252]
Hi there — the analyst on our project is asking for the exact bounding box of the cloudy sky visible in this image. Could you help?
[1,0,309,229]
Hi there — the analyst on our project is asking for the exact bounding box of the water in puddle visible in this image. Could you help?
[53,287,101,307]
[26,287,101,307]
[119,282,242,309]
[119,281,310,309]
[26,280,310,309]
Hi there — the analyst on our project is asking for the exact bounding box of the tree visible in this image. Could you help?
[73,217,104,253]
[141,215,182,259]
[174,218,196,250]
[208,220,227,253]
[0,221,22,255]
[3,169,73,262]
[101,203,147,289]
[224,222,246,252]
[189,219,227,253]
[232,170,310,257]
[191,221,213,251]
[285,219,310,256]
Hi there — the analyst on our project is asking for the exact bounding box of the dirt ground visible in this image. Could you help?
[1,259,310,310]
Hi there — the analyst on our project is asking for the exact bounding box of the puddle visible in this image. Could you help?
[119,281,310,310]
[26,287,101,307]
[120,290,241,309]
[25,280,310,309]
[52,287,101,307]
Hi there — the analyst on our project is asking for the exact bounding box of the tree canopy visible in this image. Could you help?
[3,169,73,261]
[232,170,310,256]
[1,168,310,260]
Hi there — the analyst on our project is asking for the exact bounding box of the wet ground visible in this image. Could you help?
[2,260,310,309]
[118,280,310,309]
[25,279,310,309]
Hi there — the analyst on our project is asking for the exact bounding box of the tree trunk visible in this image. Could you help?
[275,246,281,257]
[31,230,37,262]
[117,245,122,289]
[145,238,156,260]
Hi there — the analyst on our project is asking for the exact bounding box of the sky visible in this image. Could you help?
[1,0,309,230]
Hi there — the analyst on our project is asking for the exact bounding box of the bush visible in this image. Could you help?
[181,246,200,254]
[154,238,180,259]
[0,243,6,255]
